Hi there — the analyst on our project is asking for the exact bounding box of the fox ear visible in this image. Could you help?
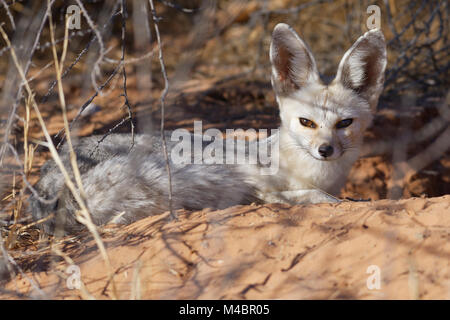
[270,23,319,96]
[335,29,387,111]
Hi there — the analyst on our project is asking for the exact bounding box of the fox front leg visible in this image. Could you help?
[260,189,340,205]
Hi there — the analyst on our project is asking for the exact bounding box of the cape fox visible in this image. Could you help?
[30,24,387,234]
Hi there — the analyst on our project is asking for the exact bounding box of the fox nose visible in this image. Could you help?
[318,144,334,158]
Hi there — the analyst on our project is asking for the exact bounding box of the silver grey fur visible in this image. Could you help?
[29,133,260,234]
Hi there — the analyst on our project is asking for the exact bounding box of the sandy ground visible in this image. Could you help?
[2,195,449,300]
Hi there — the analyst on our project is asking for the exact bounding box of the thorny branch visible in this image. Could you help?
[148,0,175,220]
[0,1,55,167]
[74,0,106,92]
[114,0,134,149]
[0,0,15,30]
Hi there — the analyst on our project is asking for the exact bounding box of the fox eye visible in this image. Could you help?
[299,118,317,129]
[336,118,353,129]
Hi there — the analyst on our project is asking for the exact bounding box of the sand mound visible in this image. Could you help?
[2,195,449,299]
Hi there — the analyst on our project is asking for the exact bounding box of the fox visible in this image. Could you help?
[29,23,387,234]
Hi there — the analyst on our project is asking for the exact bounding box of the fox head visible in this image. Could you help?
[270,23,386,161]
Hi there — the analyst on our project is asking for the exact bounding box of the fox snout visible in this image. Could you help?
[318,144,334,158]
[311,136,342,161]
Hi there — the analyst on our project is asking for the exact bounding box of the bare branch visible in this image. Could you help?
[0,0,15,30]
[148,0,176,220]
[75,0,106,92]
[121,0,135,150]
